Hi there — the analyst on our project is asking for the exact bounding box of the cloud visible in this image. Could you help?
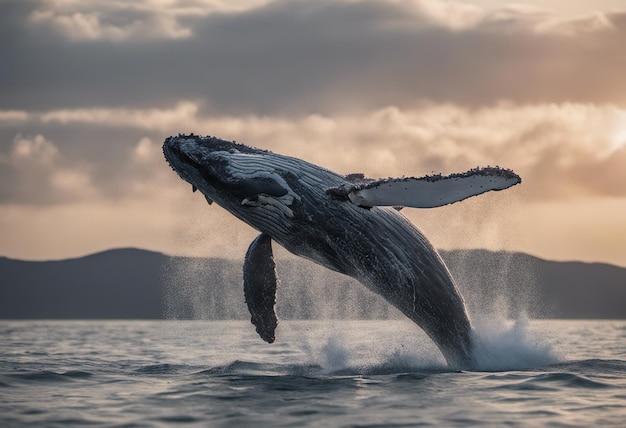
[0,111,29,123]
[31,9,191,42]
[0,134,97,204]
[2,101,625,206]
[10,134,58,161]
[39,100,201,130]
[536,11,615,35]
[3,0,626,113]
[26,0,271,42]
[21,0,621,41]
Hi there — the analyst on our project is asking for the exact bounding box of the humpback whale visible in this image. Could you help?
[163,134,521,369]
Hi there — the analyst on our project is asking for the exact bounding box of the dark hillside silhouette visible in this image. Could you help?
[1,248,625,319]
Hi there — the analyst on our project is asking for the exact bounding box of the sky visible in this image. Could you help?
[1,0,625,266]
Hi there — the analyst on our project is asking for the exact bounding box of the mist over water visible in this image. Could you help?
[163,253,402,321]
[280,316,558,375]
[161,240,563,374]
[162,239,559,373]
[457,251,558,371]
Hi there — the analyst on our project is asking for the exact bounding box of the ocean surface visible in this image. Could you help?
[1,319,625,427]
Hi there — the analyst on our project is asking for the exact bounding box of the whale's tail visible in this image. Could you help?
[393,271,475,370]
[350,211,477,370]
[430,312,475,370]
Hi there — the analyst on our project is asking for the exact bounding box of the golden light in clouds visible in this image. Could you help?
[2,100,626,265]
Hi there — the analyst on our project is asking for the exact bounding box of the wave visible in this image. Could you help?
[6,370,93,383]
[484,370,616,391]
[197,360,324,377]
[554,358,626,373]
[134,363,189,375]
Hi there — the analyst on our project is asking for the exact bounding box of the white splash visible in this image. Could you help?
[471,315,560,371]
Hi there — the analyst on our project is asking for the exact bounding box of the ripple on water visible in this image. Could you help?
[527,372,614,389]
[133,363,186,375]
[156,414,201,423]
[8,370,93,383]
[557,359,626,373]
[488,370,615,393]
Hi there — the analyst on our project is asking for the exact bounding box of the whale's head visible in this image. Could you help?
[163,135,302,228]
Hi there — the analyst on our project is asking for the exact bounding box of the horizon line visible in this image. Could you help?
[2,246,625,269]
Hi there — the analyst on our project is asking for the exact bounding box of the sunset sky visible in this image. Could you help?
[1,0,625,266]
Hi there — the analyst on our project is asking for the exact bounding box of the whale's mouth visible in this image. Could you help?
[163,135,221,189]
[163,136,201,173]
[163,136,192,175]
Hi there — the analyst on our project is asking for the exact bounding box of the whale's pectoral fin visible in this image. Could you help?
[330,166,521,208]
[243,233,279,343]
[231,174,297,218]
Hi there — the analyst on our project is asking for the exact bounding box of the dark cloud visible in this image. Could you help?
[2,0,626,115]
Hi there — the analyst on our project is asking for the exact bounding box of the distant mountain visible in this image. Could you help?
[0,249,167,319]
[442,250,626,319]
[1,248,625,319]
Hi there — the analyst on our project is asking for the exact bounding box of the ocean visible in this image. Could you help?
[1,319,625,427]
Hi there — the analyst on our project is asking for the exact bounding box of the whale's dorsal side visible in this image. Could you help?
[327,166,521,209]
[243,233,279,343]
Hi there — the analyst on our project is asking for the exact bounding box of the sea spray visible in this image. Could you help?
[290,321,355,373]
[471,314,560,371]
[162,256,247,320]
[289,318,559,374]
[321,335,351,372]
[450,249,559,370]
[290,320,446,375]
[160,230,558,372]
